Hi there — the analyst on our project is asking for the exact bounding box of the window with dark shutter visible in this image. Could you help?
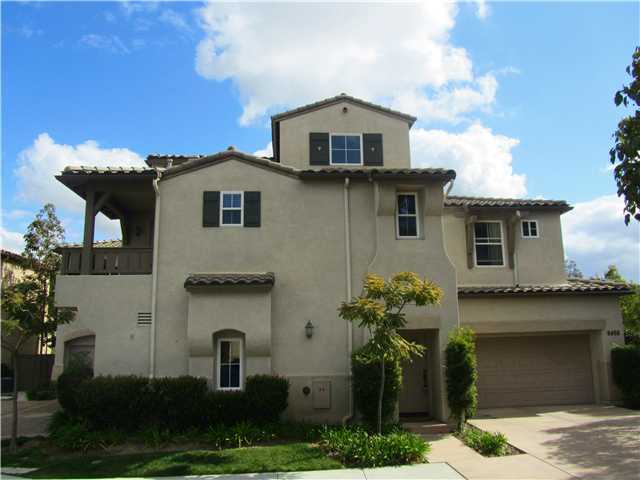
[244,191,261,227]
[309,132,330,165]
[363,133,383,166]
[203,191,220,227]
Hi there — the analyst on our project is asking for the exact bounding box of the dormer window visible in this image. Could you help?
[330,134,362,165]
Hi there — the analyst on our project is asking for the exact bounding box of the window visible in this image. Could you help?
[217,339,242,390]
[521,220,539,238]
[474,221,504,266]
[220,192,243,226]
[396,193,419,238]
[330,134,362,165]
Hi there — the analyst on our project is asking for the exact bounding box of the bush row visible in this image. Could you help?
[58,373,289,431]
[460,427,508,457]
[611,343,640,409]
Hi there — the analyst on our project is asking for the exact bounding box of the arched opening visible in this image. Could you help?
[64,335,95,371]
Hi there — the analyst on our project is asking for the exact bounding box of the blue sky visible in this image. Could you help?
[2,1,639,280]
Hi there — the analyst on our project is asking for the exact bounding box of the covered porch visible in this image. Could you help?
[56,166,156,275]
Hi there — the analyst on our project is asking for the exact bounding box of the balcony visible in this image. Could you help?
[60,246,152,275]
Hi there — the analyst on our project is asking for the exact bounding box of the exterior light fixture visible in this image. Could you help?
[305,320,314,338]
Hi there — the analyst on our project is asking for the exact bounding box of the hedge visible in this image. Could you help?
[351,346,402,429]
[56,358,93,415]
[445,327,478,431]
[611,344,640,409]
[69,374,289,431]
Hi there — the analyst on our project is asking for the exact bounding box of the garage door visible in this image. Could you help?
[476,334,594,408]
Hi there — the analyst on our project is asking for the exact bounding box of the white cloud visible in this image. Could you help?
[0,227,25,254]
[563,194,640,281]
[159,9,191,33]
[195,2,494,126]
[79,34,130,54]
[253,142,273,158]
[474,0,489,20]
[411,123,526,197]
[14,133,145,240]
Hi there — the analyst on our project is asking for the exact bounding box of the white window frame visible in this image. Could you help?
[220,191,244,227]
[396,192,420,239]
[216,338,243,391]
[473,220,506,268]
[329,133,363,166]
[521,219,540,239]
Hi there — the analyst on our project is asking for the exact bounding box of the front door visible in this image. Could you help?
[399,331,430,415]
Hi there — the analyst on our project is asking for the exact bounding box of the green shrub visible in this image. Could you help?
[146,376,209,430]
[352,345,402,429]
[245,374,290,422]
[56,358,93,415]
[205,390,250,425]
[461,428,508,457]
[445,327,478,431]
[26,383,57,401]
[49,411,124,452]
[612,344,640,409]
[320,426,428,468]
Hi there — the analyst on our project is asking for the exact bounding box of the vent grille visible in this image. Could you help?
[137,312,152,326]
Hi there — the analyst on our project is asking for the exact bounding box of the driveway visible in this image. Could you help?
[469,404,640,479]
[1,399,58,439]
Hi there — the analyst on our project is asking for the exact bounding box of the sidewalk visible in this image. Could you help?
[1,399,58,439]
[1,463,463,480]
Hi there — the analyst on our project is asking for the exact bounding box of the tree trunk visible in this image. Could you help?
[10,351,19,453]
[377,357,385,435]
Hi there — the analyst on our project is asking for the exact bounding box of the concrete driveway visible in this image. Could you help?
[469,404,640,480]
[1,399,58,439]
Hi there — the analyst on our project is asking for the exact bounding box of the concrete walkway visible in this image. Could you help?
[1,399,58,439]
[469,404,640,480]
[1,463,463,480]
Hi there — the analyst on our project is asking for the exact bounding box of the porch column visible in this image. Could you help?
[81,188,96,275]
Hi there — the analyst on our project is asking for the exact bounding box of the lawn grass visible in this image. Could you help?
[2,442,343,478]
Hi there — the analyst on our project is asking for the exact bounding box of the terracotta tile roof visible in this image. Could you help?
[271,93,417,126]
[446,196,571,212]
[458,278,634,297]
[299,167,455,181]
[58,239,123,249]
[184,272,275,288]
[59,166,155,176]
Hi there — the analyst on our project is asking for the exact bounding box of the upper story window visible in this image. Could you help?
[521,219,539,238]
[221,192,243,226]
[217,338,242,390]
[330,134,362,165]
[474,221,504,266]
[396,193,419,238]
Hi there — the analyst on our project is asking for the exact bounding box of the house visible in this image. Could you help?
[52,94,631,422]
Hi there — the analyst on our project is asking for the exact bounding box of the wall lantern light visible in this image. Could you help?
[305,320,314,338]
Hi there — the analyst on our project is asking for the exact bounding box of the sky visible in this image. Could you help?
[1,0,639,280]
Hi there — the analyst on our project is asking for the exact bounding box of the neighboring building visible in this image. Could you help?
[1,250,40,365]
[52,94,632,422]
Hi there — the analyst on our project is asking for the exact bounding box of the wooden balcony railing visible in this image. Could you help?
[60,247,153,275]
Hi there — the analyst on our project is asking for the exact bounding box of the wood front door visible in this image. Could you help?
[399,331,430,415]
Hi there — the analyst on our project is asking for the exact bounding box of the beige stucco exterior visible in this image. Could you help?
[53,96,628,423]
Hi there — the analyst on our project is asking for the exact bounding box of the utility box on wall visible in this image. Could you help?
[312,380,331,409]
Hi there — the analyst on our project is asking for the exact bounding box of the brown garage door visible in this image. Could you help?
[476,334,594,408]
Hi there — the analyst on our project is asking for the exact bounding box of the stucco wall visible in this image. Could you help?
[153,157,457,421]
[444,209,567,286]
[278,101,412,170]
[53,275,152,378]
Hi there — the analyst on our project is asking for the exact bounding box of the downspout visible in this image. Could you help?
[512,210,521,285]
[149,169,163,378]
[341,177,353,425]
[444,179,455,198]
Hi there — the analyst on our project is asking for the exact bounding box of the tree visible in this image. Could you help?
[0,204,69,452]
[445,327,478,432]
[2,282,73,451]
[22,203,65,354]
[604,265,640,344]
[610,47,640,225]
[565,259,583,279]
[339,272,443,433]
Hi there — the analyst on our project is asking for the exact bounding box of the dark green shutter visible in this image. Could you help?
[244,191,261,227]
[203,191,220,227]
[309,132,330,165]
[363,134,383,166]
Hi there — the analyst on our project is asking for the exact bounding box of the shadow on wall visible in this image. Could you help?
[544,416,640,479]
